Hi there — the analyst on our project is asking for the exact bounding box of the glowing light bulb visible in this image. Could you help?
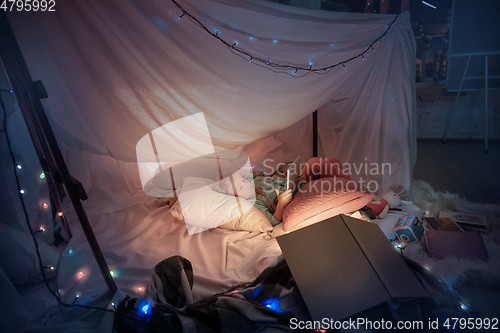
[137,287,145,292]
[249,36,255,40]
[50,266,54,270]
[68,247,73,255]
[110,270,114,276]
[40,227,45,232]
[20,189,25,194]
[40,172,45,179]
[58,212,63,217]
[272,39,278,43]
[43,202,49,209]
[460,303,467,310]
[16,164,22,170]
[142,304,150,314]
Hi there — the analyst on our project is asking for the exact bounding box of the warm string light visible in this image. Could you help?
[171,0,399,77]
[0,91,153,329]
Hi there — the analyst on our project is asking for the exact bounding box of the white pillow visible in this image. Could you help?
[143,150,251,198]
[0,223,59,284]
[170,177,272,234]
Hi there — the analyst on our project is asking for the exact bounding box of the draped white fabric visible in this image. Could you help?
[7,0,416,195]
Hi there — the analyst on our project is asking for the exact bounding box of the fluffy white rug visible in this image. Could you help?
[402,180,500,289]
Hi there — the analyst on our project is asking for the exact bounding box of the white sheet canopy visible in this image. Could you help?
[1,1,418,330]
[6,0,416,197]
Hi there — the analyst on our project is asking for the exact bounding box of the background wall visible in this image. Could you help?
[416,83,500,140]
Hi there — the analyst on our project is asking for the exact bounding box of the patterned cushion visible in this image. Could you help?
[282,177,374,232]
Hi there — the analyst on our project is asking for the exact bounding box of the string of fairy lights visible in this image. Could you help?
[171,0,399,77]
[0,0,478,326]
[0,90,153,328]
[391,239,475,313]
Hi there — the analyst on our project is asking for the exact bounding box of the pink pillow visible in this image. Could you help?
[282,177,374,232]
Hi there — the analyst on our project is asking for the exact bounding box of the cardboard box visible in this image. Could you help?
[277,215,428,321]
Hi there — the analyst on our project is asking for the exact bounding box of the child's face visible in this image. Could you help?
[215,172,254,199]
[231,172,254,199]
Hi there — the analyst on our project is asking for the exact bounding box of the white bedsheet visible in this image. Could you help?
[58,200,282,317]
[58,174,282,322]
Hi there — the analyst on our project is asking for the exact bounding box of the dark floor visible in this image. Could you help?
[413,141,500,205]
[414,140,500,324]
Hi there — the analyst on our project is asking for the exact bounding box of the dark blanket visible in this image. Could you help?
[114,255,477,332]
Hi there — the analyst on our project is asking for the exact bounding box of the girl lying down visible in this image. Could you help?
[214,156,352,226]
